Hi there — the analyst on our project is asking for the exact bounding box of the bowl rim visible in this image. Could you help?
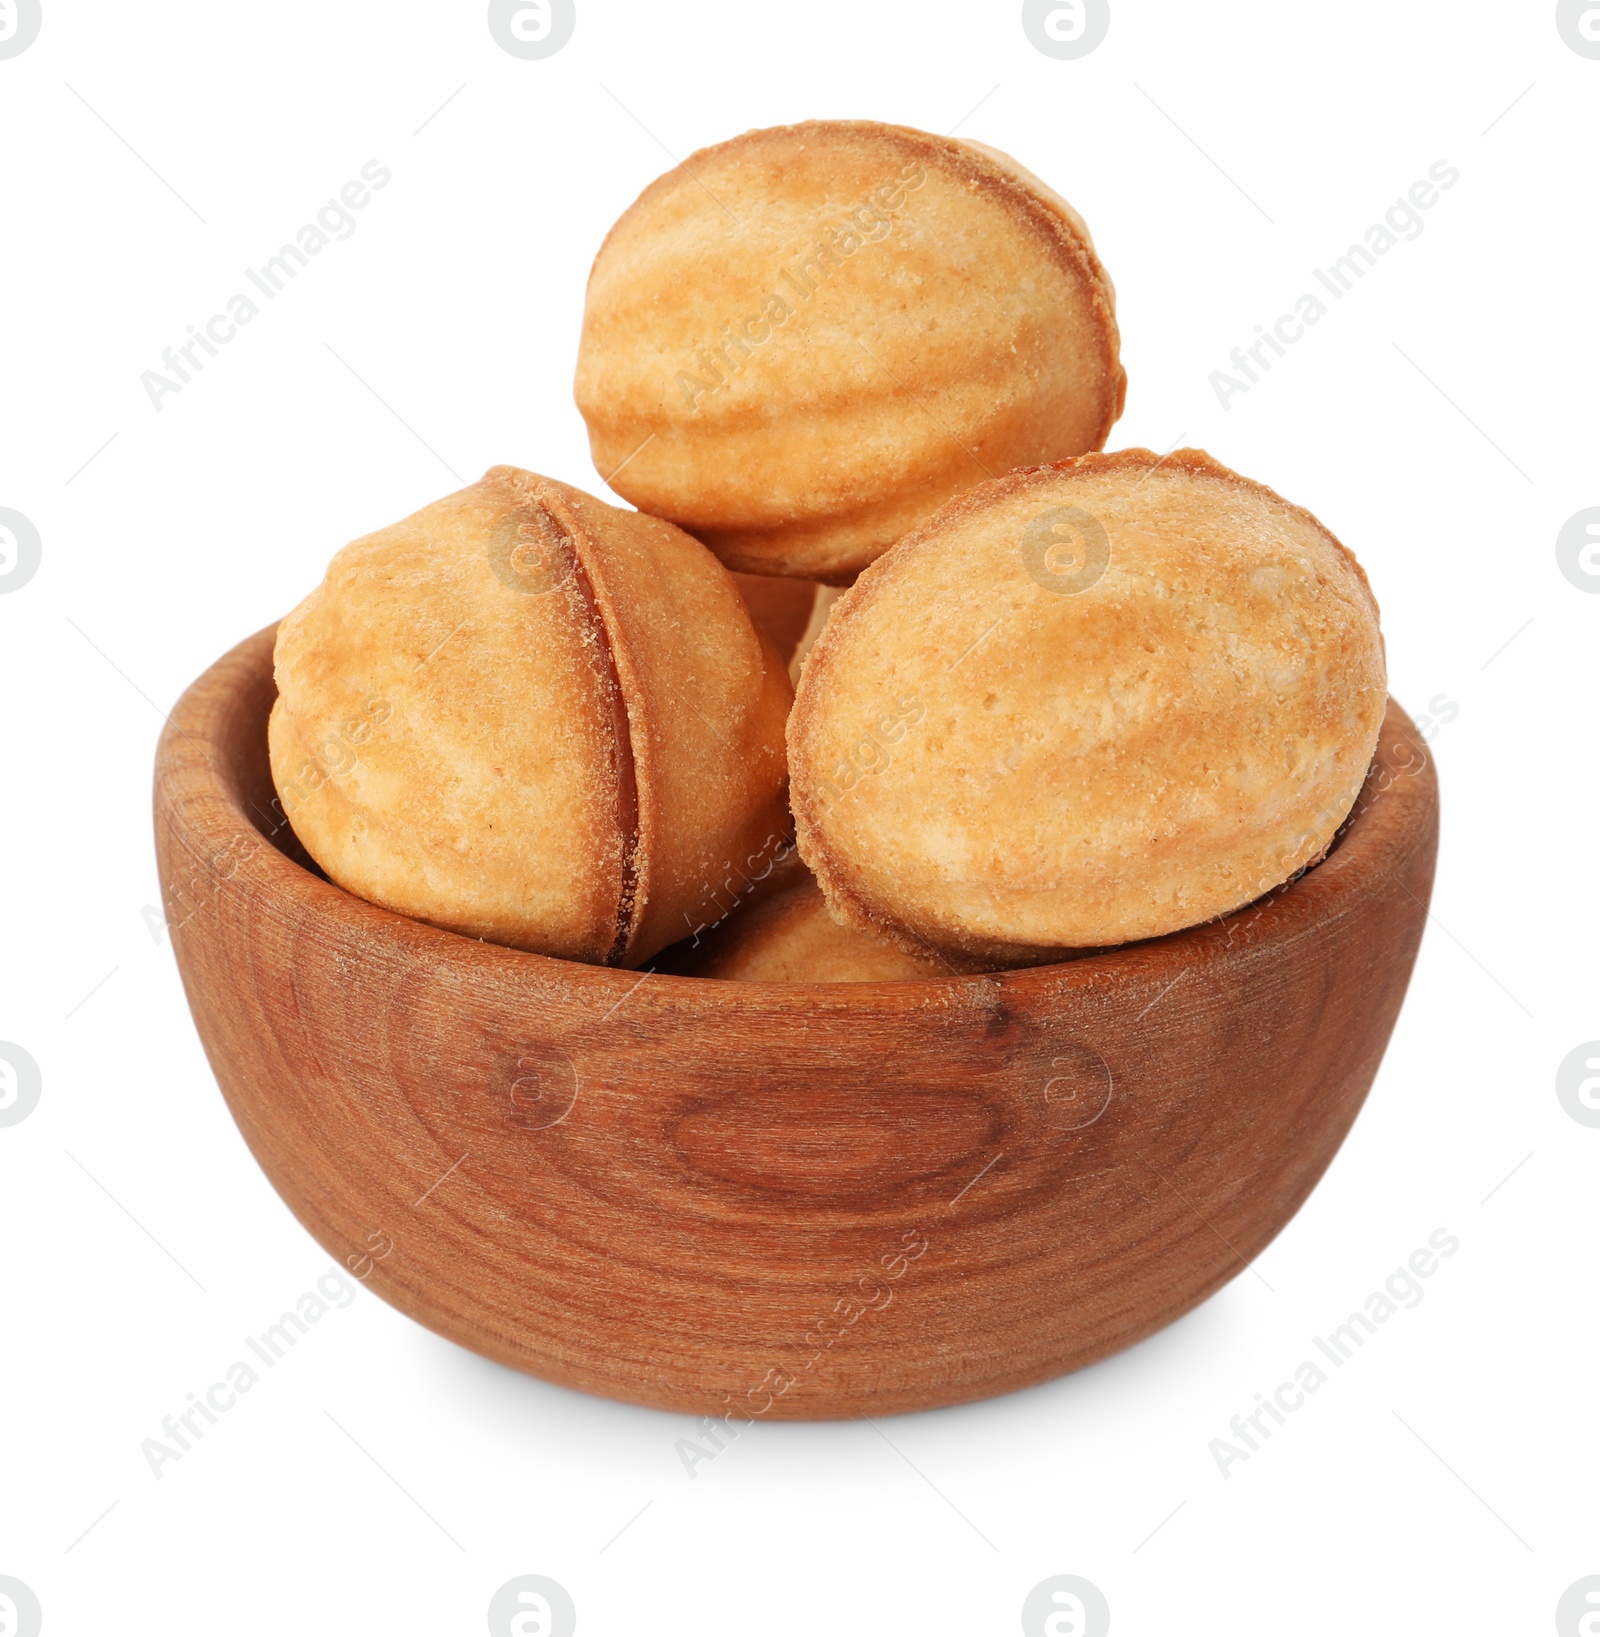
[155,623,1439,1018]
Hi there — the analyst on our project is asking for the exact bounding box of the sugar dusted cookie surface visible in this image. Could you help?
[787,450,1387,964]
[270,467,793,966]
[574,120,1125,583]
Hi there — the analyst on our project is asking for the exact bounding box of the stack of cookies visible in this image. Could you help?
[270,120,1386,981]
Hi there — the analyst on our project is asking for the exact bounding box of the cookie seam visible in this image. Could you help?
[488,468,645,967]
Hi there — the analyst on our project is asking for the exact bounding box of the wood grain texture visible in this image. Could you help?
[153,626,1439,1419]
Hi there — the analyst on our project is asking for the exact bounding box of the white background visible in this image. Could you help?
[2,2,1597,1632]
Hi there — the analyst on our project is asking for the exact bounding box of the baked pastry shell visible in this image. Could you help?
[270,468,793,967]
[575,119,1126,582]
[788,449,1388,962]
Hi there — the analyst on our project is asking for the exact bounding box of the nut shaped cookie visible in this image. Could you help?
[270,466,793,966]
[663,860,952,983]
[788,450,1387,964]
[575,120,1125,583]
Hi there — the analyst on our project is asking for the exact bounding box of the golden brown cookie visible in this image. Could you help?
[662,861,953,983]
[732,571,818,666]
[787,584,846,687]
[574,120,1125,584]
[788,449,1387,964]
[270,466,793,966]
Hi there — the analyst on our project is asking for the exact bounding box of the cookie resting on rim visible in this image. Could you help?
[787,449,1388,965]
[270,466,793,967]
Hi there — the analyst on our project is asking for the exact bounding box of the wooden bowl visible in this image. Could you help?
[154,627,1438,1419]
